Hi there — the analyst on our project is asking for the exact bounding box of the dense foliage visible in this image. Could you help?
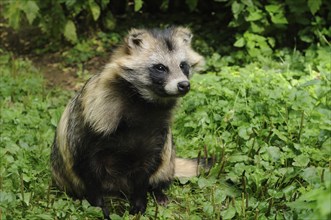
[174,47,331,219]
[1,44,330,219]
[2,0,331,53]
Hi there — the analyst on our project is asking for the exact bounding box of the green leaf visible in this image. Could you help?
[238,126,250,140]
[292,154,310,167]
[265,5,279,13]
[246,9,263,21]
[250,22,264,33]
[203,203,214,215]
[89,0,101,21]
[103,12,116,30]
[300,167,319,184]
[22,1,39,24]
[234,37,245,47]
[267,146,281,161]
[109,214,123,220]
[317,189,331,216]
[308,0,322,15]
[231,1,244,20]
[198,178,212,188]
[134,0,143,11]
[4,1,22,29]
[63,20,77,43]
[265,4,288,25]
[272,128,288,142]
[221,206,236,219]
[228,154,250,162]
[34,214,53,220]
[299,79,321,88]
[186,0,198,11]
[100,0,110,9]
[270,13,288,24]
[65,0,77,7]
[178,177,190,185]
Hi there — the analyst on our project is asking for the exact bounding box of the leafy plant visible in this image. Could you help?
[2,0,117,43]
[62,31,121,65]
[174,45,331,219]
[229,0,331,57]
[0,33,330,220]
[2,0,329,50]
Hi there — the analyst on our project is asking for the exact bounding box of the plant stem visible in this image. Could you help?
[298,111,305,142]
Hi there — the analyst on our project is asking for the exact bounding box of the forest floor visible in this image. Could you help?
[1,18,330,220]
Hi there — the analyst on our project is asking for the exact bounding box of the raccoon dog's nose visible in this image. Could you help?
[177,81,190,94]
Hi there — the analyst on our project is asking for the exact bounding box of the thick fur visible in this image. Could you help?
[51,27,204,218]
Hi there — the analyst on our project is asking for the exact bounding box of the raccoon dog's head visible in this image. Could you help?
[114,27,205,103]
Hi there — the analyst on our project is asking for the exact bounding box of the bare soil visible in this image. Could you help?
[1,23,109,91]
[29,53,109,91]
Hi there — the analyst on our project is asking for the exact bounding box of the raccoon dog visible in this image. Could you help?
[51,27,205,218]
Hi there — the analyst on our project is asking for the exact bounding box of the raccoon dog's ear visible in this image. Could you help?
[189,51,205,72]
[174,27,205,72]
[174,27,193,45]
[126,29,150,51]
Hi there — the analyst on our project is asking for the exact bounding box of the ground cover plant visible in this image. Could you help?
[1,44,330,219]
[1,0,331,219]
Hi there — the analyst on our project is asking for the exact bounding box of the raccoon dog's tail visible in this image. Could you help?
[174,158,212,178]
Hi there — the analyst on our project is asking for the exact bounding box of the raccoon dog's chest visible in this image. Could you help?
[86,119,168,173]
[73,101,171,191]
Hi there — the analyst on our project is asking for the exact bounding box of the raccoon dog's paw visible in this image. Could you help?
[129,197,147,215]
[102,207,111,220]
[153,190,169,206]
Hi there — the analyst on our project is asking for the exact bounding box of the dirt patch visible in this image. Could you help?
[1,23,110,91]
[30,53,78,91]
[30,53,110,91]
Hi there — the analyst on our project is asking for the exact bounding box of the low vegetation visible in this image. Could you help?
[1,43,330,219]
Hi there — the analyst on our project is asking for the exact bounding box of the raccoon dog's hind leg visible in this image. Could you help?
[147,130,175,206]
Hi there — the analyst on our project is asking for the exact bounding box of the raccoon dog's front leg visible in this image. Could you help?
[80,180,110,219]
[85,192,110,220]
[85,186,110,219]
[152,187,169,205]
[74,159,110,219]
[129,172,150,214]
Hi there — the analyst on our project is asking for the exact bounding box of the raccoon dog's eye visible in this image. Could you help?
[180,61,190,76]
[179,61,190,70]
[154,64,167,72]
